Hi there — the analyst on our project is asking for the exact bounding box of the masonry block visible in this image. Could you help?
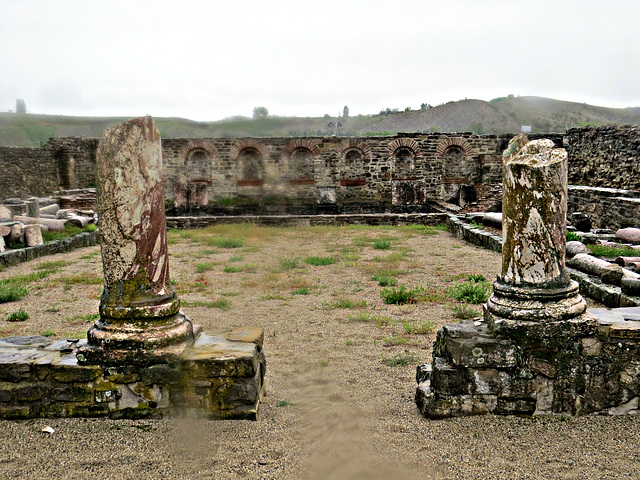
[0,329,266,420]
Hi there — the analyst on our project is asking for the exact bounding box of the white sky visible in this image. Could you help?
[1,0,639,121]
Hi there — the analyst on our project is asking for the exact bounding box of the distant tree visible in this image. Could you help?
[327,121,342,136]
[343,105,349,118]
[420,103,432,110]
[468,122,485,135]
[16,99,26,114]
[324,113,330,119]
[252,106,269,119]
[404,106,412,112]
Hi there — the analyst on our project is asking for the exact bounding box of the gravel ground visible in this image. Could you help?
[1,224,638,480]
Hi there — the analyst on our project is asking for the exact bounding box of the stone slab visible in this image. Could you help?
[0,328,265,420]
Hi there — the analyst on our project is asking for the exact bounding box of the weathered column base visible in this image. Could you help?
[486,280,587,324]
[0,328,266,420]
[416,308,640,418]
[78,312,199,367]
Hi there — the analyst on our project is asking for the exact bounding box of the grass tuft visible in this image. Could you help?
[323,298,367,309]
[401,319,435,334]
[447,278,492,304]
[373,239,391,250]
[7,308,29,322]
[590,244,639,258]
[206,238,244,249]
[196,262,216,273]
[347,311,372,322]
[223,266,243,273]
[380,285,424,304]
[372,272,398,286]
[0,284,29,303]
[304,256,338,266]
[452,304,480,320]
[381,352,418,367]
[279,257,300,270]
[383,335,409,346]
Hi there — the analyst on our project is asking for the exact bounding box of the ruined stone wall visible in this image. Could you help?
[47,137,99,190]
[568,185,640,229]
[161,133,506,210]
[0,144,60,199]
[0,138,97,201]
[1,128,636,215]
[565,125,640,189]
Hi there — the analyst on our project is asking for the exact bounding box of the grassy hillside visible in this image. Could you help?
[1,96,639,147]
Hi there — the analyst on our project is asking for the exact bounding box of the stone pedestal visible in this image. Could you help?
[26,197,40,218]
[0,328,265,420]
[23,224,43,247]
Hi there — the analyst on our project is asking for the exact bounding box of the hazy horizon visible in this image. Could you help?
[2,0,639,122]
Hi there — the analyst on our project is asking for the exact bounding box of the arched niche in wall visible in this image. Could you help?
[435,137,473,158]
[443,144,465,165]
[438,137,475,184]
[336,139,371,186]
[185,149,211,180]
[437,137,476,206]
[175,140,218,182]
[387,138,420,180]
[173,140,217,207]
[231,139,268,187]
[283,139,320,185]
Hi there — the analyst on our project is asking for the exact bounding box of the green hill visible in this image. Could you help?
[1,96,639,147]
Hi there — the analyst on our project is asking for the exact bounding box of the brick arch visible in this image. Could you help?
[178,139,218,161]
[283,139,321,157]
[436,137,474,157]
[387,138,420,157]
[335,139,372,159]
[230,139,269,159]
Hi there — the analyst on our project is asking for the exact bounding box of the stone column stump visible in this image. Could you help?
[78,117,198,366]
[485,135,590,332]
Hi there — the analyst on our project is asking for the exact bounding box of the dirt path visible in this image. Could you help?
[1,225,639,479]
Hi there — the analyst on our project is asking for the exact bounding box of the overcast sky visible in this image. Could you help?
[1,0,638,121]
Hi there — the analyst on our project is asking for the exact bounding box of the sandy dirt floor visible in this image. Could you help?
[1,224,639,480]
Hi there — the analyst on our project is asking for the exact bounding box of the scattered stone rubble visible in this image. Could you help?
[417,136,640,418]
[453,212,640,308]
[0,192,96,253]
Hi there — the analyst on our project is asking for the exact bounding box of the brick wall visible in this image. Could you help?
[0,128,636,219]
[161,133,508,210]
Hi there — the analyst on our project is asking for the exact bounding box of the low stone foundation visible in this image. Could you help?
[417,308,640,417]
[166,212,448,229]
[0,327,265,420]
[0,230,100,268]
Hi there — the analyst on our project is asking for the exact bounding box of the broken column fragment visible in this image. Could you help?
[417,136,609,418]
[23,224,43,247]
[78,116,197,366]
[486,135,588,328]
